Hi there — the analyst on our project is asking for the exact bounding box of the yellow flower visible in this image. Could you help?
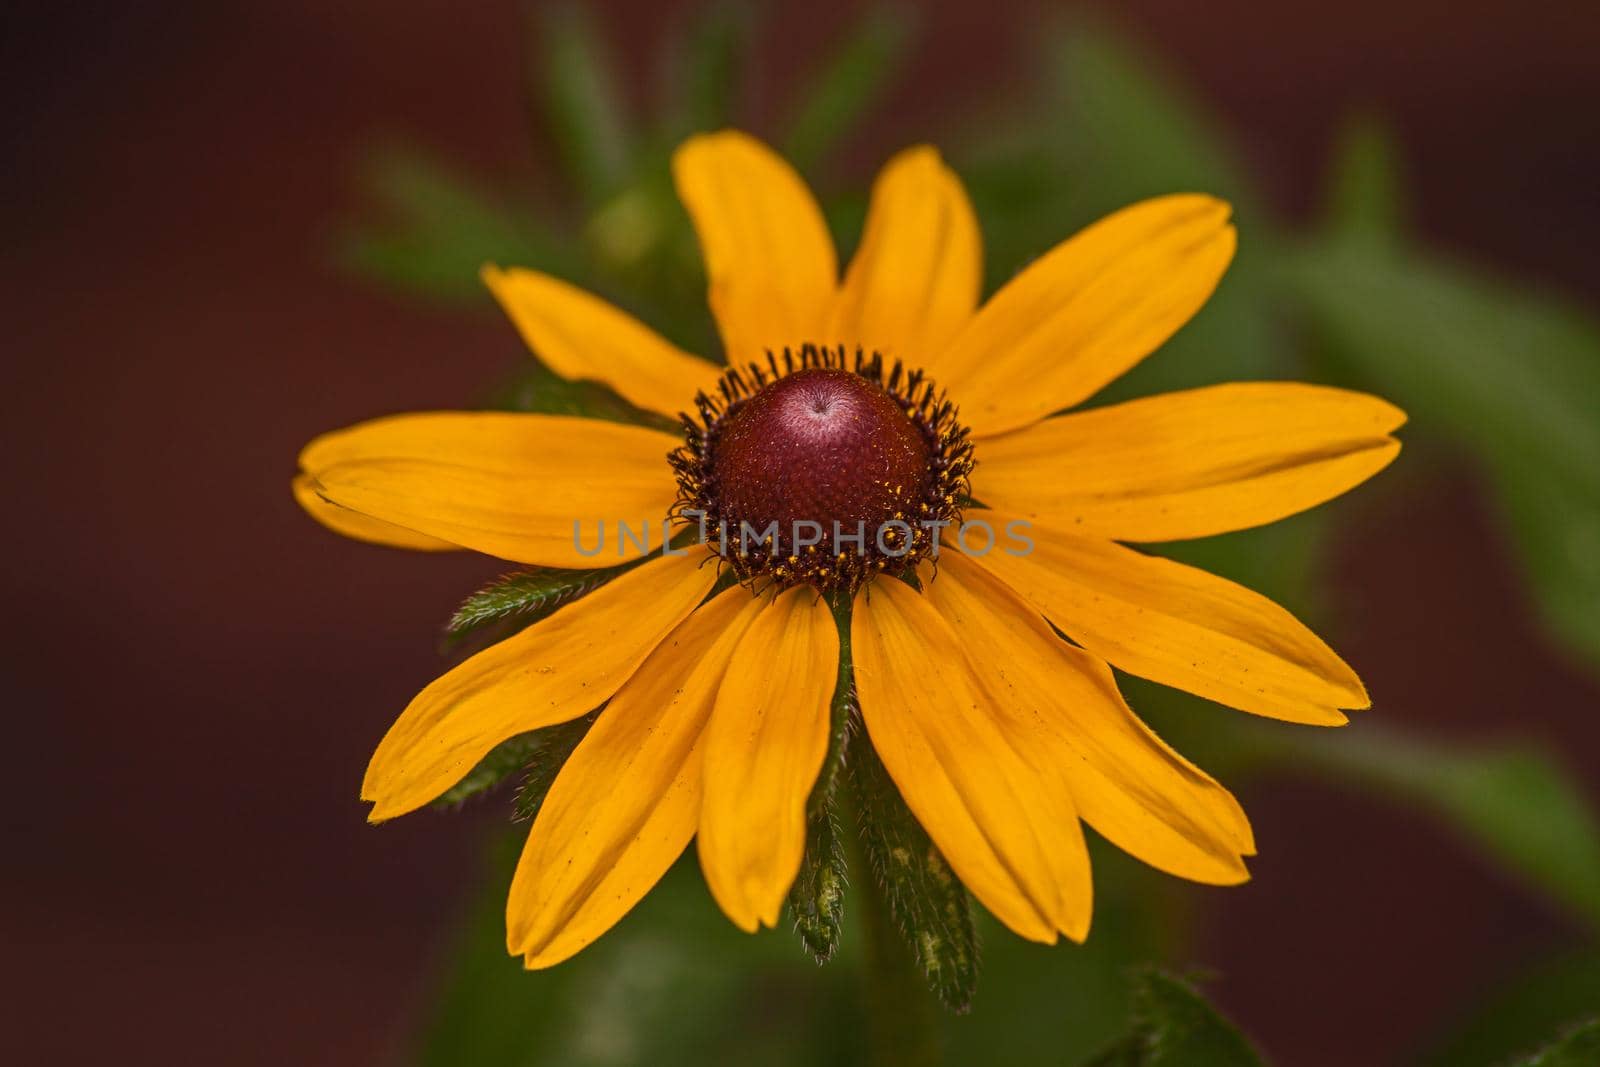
[295,131,1404,967]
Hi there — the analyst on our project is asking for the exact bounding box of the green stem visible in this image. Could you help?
[848,810,943,1067]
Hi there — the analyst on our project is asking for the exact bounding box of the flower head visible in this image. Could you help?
[296,131,1404,968]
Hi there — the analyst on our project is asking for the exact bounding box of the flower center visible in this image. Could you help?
[717,366,931,544]
[670,344,973,593]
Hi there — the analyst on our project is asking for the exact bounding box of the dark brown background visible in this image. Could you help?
[5,1,1599,1064]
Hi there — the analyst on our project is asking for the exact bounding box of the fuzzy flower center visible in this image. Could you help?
[670,344,974,593]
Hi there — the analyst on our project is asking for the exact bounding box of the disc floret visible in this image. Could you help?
[670,344,974,594]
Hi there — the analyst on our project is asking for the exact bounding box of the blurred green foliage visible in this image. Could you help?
[1514,1020,1600,1067]
[1423,953,1600,1067]
[1084,970,1262,1067]
[337,5,1600,1064]
[1271,725,1600,935]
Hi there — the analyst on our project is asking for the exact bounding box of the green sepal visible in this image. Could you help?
[788,771,849,965]
[432,733,544,810]
[849,716,980,1013]
[1085,969,1263,1067]
[429,711,598,815]
[787,593,856,964]
[443,564,630,652]
[512,711,601,823]
[1514,1019,1600,1067]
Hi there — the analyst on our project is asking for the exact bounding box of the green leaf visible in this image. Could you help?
[444,565,631,651]
[787,595,856,963]
[849,721,979,1012]
[533,3,633,203]
[782,5,915,170]
[1324,115,1406,246]
[489,356,681,432]
[1043,19,1257,214]
[1422,952,1600,1067]
[1275,725,1600,934]
[1514,1019,1600,1067]
[1482,448,1600,670]
[512,712,599,823]
[662,0,754,136]
[337,145,565,302]
[1286,237,1600,665]
[1086,969,1263,1067]
[434,733,544,809]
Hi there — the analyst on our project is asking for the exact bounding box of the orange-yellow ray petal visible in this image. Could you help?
[853,578,1093,943]
[924,553,1254,884]
[828,145,981,361]
[698,586,839,932]
[300,412,680,566]
[481,265,722,417]
[292,473,458,551]
[672,130,838,363]
[975,383,1406,541]
[507,587,766,967]
[933,195,1236,437]
[361,551,717,822]
[970,516,1365,724]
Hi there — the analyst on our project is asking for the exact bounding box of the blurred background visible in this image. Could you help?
[5,1,1599,1064]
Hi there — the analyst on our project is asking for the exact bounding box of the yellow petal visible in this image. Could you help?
[672,130,838,363]
[969,518,1365,724]
[698,586,839,932]
[362,551,717,821]
[301,412,680,566]
[481,265,722,418]
[828,146,981,362]
[933,195,1236,437]
[853,578,1093,942]
[975,382,1405,541]
[923,553,1254,884]
[507,588,766,967]
[292,473,458,551]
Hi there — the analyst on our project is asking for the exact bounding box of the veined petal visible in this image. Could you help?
[933,195,1236,437]
[292,473,457,551]
[300,412,680,566]
[924,553,1254,884]
[975,383,1405,541]
[508,588,766,967]
[362,551,717,821]
[828,146,981,361]
[698,586,839,932]
[970,516,1365,724]
[853,578,1093,943]
[481,265,722,417]
[672,130,838,363]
